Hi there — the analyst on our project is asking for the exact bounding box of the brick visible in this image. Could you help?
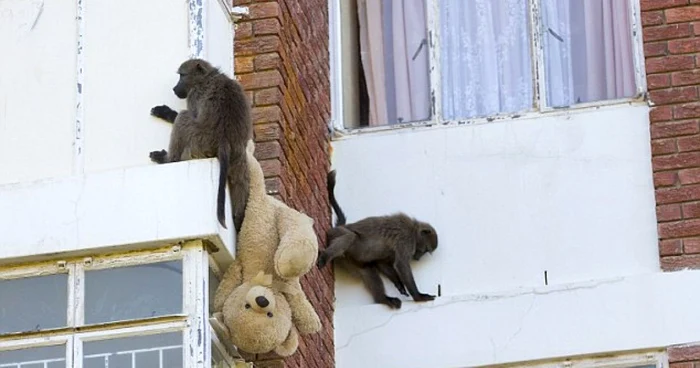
[672,70,700,86]
[652,138,678,155]
[660,239,684,255]
[669,38,700,53]
[235,56,254,74]
[255,87,282,105]
[254,140,282,161]
[259,158,283,177]
[650,86,698,104]
[252,105,282,123]
[644,24,692,41]
[254,122,283,142]
[694,21,700,34]
[668,344,700,361]
[646,55,695,73]
[641,0,687,11]
[653,152,700,170]
[680,167,700,184]
[642,11,665,26]
[655,171,679,187]
[662,254,700,270]
[679,135,700,151]
[650,120,699,138]
[659,218,700,238]
[236,35,281,56]
[254,18,282,36]
[651,106,673,122]
[656,184,700,203]
[255,53,281,71]
[648,74,671,90]
[667,6,700,24]
[248,2,281,18]
[670,363,694,368]
[645,41,668,57]
[658,203,683,221]
[238,70,283,90]
[235,22,252,40]
[684,201,700,218]
[685,238,700,253]
[675,103,700,118]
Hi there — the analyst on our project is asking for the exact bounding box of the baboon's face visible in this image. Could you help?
[414,224,438,261]
[173,59,212,99]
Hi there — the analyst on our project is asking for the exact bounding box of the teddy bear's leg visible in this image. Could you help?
[273,326,299,357]
[284,281,322,335]
[213,261,243,312]
[274,210,319,279]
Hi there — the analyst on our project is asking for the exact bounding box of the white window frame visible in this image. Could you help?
[518,351,668,368]
[328,0,648,137]
[0,240,238,368]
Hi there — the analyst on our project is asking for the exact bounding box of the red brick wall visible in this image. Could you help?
[669,344,700,368]
[233,0,333,367]
[643,0,700,270]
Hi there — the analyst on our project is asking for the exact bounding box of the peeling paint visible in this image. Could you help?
[188,0,205,58]
[73,0,85,175]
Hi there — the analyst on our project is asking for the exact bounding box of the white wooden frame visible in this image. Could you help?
[0,241,218,368]
[328,0,648,138]
[519,351,668,368]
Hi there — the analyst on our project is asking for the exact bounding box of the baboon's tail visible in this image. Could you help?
[327,170,346,226]
[216,144,230,229]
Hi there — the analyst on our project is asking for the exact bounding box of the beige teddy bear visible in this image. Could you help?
[212,140,322,357]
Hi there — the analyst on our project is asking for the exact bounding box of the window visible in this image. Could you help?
[0,242,239,368]
[331,0,645,130]
[522,351,667,368]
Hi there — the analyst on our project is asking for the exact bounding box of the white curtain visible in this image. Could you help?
[542,0,636,107]
[357,0,430,126]
[440,0,533,120]
[358,0,637,124]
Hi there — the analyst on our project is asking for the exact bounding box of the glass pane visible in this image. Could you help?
[0,274,67,334]
[542,0,636,107]
[440,0,533,120]
[211,344,232,368]
[356,0,431,127]
[0,344,66,367]
[83,332,182,368]
[209,267,220,315]
[85,261,183,324]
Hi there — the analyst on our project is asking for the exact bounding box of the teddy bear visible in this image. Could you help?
[212,139,322,357]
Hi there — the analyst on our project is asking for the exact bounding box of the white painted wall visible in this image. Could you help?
[331,104,666,367]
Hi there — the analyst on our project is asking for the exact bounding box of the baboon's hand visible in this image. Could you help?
[151,105,178,123]
[383,297,402,309]
[149,150,168,164]
[395,283,409,296]
[413,293,435,302]
[316,252,329,269]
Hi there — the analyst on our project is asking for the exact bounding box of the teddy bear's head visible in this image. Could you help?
[221,272,299,356]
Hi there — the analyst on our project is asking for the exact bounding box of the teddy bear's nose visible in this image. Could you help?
[255,296,270,308]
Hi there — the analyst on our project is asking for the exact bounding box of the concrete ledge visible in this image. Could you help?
[0,159,235,268]
[335,270,700,368]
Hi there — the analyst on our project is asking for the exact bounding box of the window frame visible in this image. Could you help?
[515,351,668,368]
[328,0,648,137]
[0,241,232,368]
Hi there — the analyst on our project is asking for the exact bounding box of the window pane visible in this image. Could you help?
[209,267,220,315]
[542,0,636,107]
[211,344,232,368]
[83,332,182,368]
[0,274,67,334]
[85,261,183,324]
[356,0,431,127]
[440,0,533,120]
[0,344,66,367]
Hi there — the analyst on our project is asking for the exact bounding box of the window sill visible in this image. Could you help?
[331,96,650,141]
[0,159,235,268]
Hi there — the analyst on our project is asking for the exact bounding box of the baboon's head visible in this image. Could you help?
[173,58,214,99]
[414,222,438,261]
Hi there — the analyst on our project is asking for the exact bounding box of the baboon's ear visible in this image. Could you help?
[195,61,205,73]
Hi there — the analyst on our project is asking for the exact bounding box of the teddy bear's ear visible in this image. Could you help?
[273,326,299,357]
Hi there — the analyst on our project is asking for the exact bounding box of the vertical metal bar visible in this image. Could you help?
[73,0,86,174]
[426,0,442,124]
[528,0,546,110]
[74,262,86,327]
[628,0,647,96]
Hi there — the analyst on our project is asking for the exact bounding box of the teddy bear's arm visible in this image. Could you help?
[213,261,243,312]
[285,280,322,335]
[273,209,319,279]
[273,326,299,357]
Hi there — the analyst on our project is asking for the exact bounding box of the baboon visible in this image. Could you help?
[150,58,252,232]
[318,170,438,309]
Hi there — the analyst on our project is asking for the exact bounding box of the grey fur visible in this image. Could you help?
[150,58,252,232]
[318,170,438,309]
